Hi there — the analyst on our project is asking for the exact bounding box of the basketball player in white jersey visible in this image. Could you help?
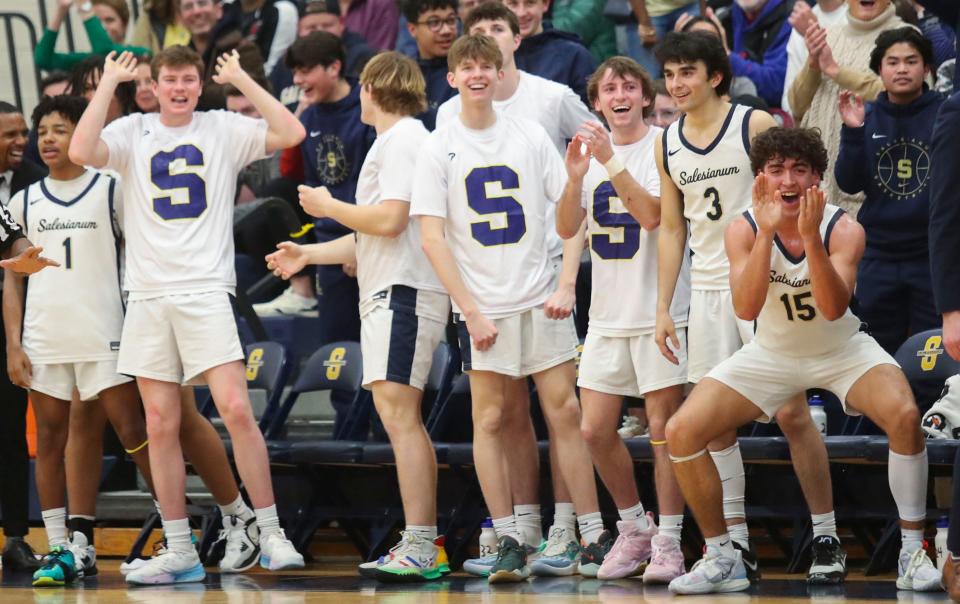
[665,127,941,594]
[653,31,839,583]
[411,34,602,583]
[557,56,690,583]
[436,3,593,575]
[265,52,451,583]
[2,94,153,586]
[69,47,306,584]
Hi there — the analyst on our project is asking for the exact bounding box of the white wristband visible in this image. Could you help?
[604,155,625,178]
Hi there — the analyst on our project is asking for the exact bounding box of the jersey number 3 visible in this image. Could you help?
[466,166,526,246]
[591,182,640,260]
[705,187,722,221]
[151,145,207,220]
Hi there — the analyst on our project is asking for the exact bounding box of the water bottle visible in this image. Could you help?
[937,517,950,571]
[809,394,827,437]
[479,517,498,558]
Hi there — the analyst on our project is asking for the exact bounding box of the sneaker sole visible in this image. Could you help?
[643,570,683,585]
[32,576,68,587]
[462,564,493,577]
[220,548,261,574]
[530,562,578,577]
[370,567,444,583]
[126,566,206,585]
[897,576,944,591]
[488,569,530,584]
[260,556,305,571]
[578,563,600,578]
[597,561,647,580]
[669,578,751,594]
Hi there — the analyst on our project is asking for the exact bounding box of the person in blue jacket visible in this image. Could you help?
[403,0,460,129]
[504,0,595,103]
[835,27,943,354]
[724,0,792,108]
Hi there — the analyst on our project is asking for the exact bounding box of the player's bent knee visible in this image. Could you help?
[580,420,612,449]
[474,406,504,436]
[665,413,703,454]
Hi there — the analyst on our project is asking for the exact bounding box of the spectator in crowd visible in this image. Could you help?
[648,78,680,127]
[722,0,793,108]
[677,14,758,98]
[66,55,137,121]
[40,71,71,97]
[216,0,299,74]
[130,0,191,54]
[0,101,45,574]
[36,0,151,72]
[133,60,159,112]
[404,0,460,130]
[787,0,906,214]
[505,0,596,102]
[834,27,943,355]
[622,0,703,78]
[257,32,375,324]
[342,0,401,50]
[551,0,617,63]
[782,0,847,115]
[269,0,376,110]
[225,78,283,202]
[893,0,956,68]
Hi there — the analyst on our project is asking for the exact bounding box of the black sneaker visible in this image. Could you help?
[733,540,761,583]
[488,536,529,584]
[807,535,846,584]
[578,530,613,577]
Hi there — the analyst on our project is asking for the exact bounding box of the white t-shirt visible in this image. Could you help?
[782,3,848,115]
[101,110,268,298]
[436,71,595,154]
[410,114,565,318]
[581,126,690,335]
[8,170,125,363]
[355,117,444,300]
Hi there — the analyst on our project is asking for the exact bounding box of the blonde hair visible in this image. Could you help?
[447,34,503,73]
[359,51,427,116]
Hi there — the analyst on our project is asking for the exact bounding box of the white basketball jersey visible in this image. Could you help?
[663,103,754,290]
[745,204,862,357]
[7,171,125,363]
[410,114,564,319]
[355,117,444,300]
[581,127,691,335]
[100,110,268,299]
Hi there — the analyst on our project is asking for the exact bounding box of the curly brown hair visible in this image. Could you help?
[749,127,829,176]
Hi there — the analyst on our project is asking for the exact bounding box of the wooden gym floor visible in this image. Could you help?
[0,560,951,604]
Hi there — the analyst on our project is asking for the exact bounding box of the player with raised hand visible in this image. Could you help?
[267,51,452,583]
[557,56,690,583]
[653,31,841,584]
[69,46,306,585]
[665,127,940,595]
[411,34,602,584]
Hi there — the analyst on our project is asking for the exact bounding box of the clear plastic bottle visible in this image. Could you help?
[937,517,950,571]
[479,517,498,558]
[809,394,827,437]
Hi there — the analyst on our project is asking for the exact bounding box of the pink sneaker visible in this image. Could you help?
[643,533,685,584]
[596,513,656,580]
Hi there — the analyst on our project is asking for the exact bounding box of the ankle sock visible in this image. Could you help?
[41,508,67,548]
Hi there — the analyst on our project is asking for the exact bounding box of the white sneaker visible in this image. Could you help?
[125,547,205,585]
[259,530,305,570]
[365,532,444,582]
[617,415,647,439]
[219,515,260,573]
[668,545,750,594]
[120,558,148,575]
[897,546,943,591]
[252,287,318,318]
[68,532,97,577]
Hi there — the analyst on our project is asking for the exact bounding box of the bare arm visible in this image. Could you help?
[298,185,409,238]
[726,219,773,321]
[558,137,589,239]
[69,52,135,167]
[213,50,306,153]
[3,269,30,388]
[654,133,686,364]
[544,224,585,320]
[802,203,862,321]
[610,169,661,231]
[748,109,779,140]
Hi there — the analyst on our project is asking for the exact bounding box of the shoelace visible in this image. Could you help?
[608,529,642,560]
[542,528,572,556]
[904,546,933,578]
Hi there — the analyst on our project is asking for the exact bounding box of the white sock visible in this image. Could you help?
[551,503,577,532]
[255,505,281,540]
[41,508,68,548]
[577,512,605,544]
[658,514,683,542]
[617,502,649,529]
[514,504,542,546]
[811,511,838,540]
[406,525,437,541]
[219,494,254,521]
[492,515,520,542]
[163,517,193,553]
[705,533,736,558]
[728,522,750,547]
[902,528,924,552]
[889,449,928,524]
[711,443,746,526]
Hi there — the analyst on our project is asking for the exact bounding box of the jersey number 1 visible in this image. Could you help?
[151,145,208,220]
[465,166,526,246]
[62,237,72,269]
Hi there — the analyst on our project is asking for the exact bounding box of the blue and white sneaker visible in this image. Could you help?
[668,545,750,595]
[530,527,580,577]
[125,548,205,585]
[259,530,305,571]
[463,553,497,577]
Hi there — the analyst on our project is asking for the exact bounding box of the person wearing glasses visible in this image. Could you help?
[404,0,460,130]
